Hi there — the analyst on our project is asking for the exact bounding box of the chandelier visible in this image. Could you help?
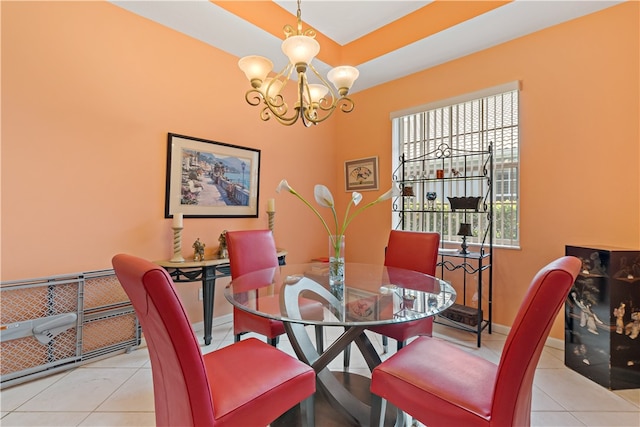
[238,0,359,127]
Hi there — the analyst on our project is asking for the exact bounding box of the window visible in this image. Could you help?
[391,82,520,248]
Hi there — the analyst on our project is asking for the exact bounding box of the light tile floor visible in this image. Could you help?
[1,321,639,426]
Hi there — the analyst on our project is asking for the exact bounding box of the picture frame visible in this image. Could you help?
[165,133,260,218]
[344,156,379,191]
[345,287,379,321]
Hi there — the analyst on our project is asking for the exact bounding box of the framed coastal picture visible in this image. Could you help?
[165,133,260,218]
[344,156,379,191]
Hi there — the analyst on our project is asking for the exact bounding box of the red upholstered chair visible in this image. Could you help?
[226,230,324,349]
[373,230,440,350]
[370,256,581,427]
[112,254,316,427]
[344,230,440,367]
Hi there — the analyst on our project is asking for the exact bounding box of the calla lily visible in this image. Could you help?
[352,192,363,206]
[314,185,334,208]
[276,179,293,194]
[275,179,394,257]
[377,188,395,201]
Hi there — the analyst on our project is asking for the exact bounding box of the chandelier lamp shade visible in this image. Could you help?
[238,0,359,126]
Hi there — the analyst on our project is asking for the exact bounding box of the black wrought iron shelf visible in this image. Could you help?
[395,209,491,214]
[394,143,493,347]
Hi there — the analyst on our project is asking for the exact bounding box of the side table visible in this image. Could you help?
[155,249,287,345]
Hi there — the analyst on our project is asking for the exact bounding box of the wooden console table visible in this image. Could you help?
[155,249,287,345]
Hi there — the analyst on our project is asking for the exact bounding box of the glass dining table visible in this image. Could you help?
[225,262,456,426]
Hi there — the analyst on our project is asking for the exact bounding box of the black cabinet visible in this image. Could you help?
[565,245,640,389]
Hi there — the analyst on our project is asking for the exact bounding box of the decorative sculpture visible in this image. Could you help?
[217,231,228,259]
[192,238,205,262]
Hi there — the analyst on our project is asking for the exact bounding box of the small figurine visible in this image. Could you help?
[614,303,626,334]
[192,238,205,262]
[217,230,228,259]
[625,312,640,339]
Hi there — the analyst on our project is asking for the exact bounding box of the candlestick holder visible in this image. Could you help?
[170,226,185,262]
[267,210,275,232]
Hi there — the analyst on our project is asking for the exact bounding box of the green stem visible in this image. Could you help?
[342,200,379,233]
[289,190,333,237]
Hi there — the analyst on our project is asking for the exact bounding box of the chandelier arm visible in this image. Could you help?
[263,105,300,126]
[307,63,337,105]
[260,97,301,125]
[336,97,355,113]
[255,62,301,125]
[245,89,265,107]
[303,106,337,125]
[299,72,312,126]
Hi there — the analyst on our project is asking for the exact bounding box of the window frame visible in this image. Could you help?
[391,82,520,249]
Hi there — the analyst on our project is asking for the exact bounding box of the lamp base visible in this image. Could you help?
[459,236,470,254]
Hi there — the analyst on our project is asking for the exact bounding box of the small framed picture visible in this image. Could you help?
[344,156,379,191]
[165,133,260,218]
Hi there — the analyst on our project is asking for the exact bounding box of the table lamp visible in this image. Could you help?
[457,223,473,254]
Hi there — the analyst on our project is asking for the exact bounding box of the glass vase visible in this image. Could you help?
[329,234,345,298]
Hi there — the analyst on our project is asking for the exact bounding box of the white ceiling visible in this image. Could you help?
[110,0,623,93]
[273,0,433,45]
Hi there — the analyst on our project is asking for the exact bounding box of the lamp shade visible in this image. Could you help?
[327,66,359,92]
[457,223,473,237]
[281,35,320,66]
[261,78,283,100]
[305,84,329,104]
[238,56,273,86]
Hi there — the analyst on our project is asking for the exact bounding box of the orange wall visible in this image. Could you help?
[338,1,640,338]
[2,2,639,339]
[1,1,337,320]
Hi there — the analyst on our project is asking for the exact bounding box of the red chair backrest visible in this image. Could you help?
[226,230,279,279]
[492,256,581,426]
[384,230,440,276]
[112,254,215,427]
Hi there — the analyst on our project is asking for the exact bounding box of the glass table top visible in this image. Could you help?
[225,263,456,327]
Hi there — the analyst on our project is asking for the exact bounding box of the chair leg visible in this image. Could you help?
[397,340,406,352]
[234,333,242,343]
[382,336,389,353]
[343,343,351,368]
[268,336,280,347]
[300,394,315,427]
[370,393,386,427]
[315,326,324,353]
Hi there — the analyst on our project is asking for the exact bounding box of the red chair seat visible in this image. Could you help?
[371,336,495,425]
[206,337,315,425]
[368,318,433,343]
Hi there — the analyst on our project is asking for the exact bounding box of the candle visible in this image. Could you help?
[173,212,183,228]
[267,198,275,212]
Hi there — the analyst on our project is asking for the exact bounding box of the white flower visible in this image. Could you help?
[276,179,393,257]
[314,185,334,208]
[276,179,293,194]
